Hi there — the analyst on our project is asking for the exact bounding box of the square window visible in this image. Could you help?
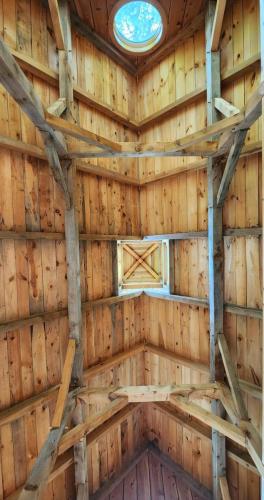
[116,239,170,294]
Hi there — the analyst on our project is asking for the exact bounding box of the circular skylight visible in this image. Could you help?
[112,1,164,54]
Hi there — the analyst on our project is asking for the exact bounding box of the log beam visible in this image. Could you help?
[214,97,240,118]
[218,334,248,420]
[219,476,231,500]
[260,0,264,494]
[18,397,76,499]
[110,383,219,403]
[210,0,227,51]
[47,97,67,117]
[48,0,65,49]
[217,129,248,206]
[58,2,89,497]
[206,2,226,497]
[0,35,71,205]
[52,339,76,428]
[170,396,245,447]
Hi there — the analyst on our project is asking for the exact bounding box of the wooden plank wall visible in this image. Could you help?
[139,0,262,496]
[145,404,260,498]
[0,0,262,498]
[0,0,144,498]
[138,28,206,179]
[88,405,146,497]
[0,0,138,179]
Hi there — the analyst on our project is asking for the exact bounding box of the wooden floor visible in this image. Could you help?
[92,445,212,500]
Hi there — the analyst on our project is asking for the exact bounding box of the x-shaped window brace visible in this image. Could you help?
[123,243,160,281]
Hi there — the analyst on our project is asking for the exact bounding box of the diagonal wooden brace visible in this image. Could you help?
[123,243,160,280]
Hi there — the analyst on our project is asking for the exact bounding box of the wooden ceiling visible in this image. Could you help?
[71,0,206,66]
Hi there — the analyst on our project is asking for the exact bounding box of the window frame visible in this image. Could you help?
[108,0,167,56]
[116,239,171,295]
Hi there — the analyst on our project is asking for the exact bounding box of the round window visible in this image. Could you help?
[109,1,166,55]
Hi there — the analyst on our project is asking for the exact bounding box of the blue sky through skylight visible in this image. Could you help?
[114,1,163,44]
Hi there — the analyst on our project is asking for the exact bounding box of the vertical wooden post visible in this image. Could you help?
[58,1,89,498]
[169,240,175,294]
[260,0,264,496]
[206,2,226,498]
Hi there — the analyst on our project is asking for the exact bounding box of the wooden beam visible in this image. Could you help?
[139,140,261,185]
[71,401,89,499]
[52,339,76,428]
[224,303,262,319]
[0,230,141,241]
[110,384,219,403]
[0,342,259,435]
[218,334,248,420]
[64,163,84,387]
[210,0,227,51]
[219,384,241,425]
[145,343,210,376]
[58,4,88,495]
[7,404,140,500]
[138,87,206,131]
[6,44,260,134]
[42,133,71,208]
[238,379,262,400]
[48,0,65,49]
[145,291,209,308]
[9,47,138,131]
[145,342,262,400]
[0,36,54,139]
[138,53,260,131]
[222,52,260,85]
[0,134,140,185]
[218,81,264,157]
[76,159,140,185]
[219,476,231,500]
[58,398,130,456]
[214,97,240,118]
[169,396,245,447]
[145,290,262,319]
[244,423,264,477]
[0,35,70,203]
[45,112,119,152]
[65,114,243,159]
[0,344,144,428]
[0,133,45,159]
[217,129,248,206]
[47,97,67,117]
[242,80,264,129]
[144,231,208,240]
[224,227,262,237]
[206,2,226,497]
[260,0,264,494]
[73,85,138,130]
[0,292,142,334]
[153,402,258,474]
[144,227,262,240]
[18,397,76,499]
[67,139,218,159]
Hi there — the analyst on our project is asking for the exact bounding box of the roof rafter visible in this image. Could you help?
[48,0,66,49]
[0,34,71,207]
